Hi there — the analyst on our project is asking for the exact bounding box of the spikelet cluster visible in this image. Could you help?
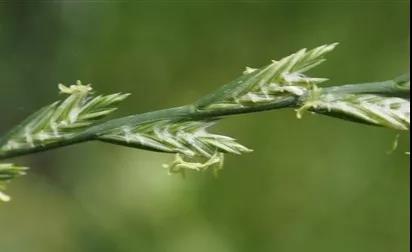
[101,120,252,174]
[0,163,27,202]
[300,92,410,130]
[196,43,338,110]
[0,81,129,153]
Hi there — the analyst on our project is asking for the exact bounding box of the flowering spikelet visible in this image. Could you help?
[196,43,338,109]
[0,163,28,202]
[0,81,129,153]
[100,120,252,173]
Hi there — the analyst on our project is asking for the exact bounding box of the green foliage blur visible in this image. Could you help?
[0,2,409,252]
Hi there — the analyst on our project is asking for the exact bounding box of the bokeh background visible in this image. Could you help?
[0,1,409,252]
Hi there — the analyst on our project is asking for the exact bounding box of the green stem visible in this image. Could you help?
[322,75,409,97]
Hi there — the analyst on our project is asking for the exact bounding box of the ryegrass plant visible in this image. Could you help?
[0,43,409,201]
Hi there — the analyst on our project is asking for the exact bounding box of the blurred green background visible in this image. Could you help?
[0,1,409,252]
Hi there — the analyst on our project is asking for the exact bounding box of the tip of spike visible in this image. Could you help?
[58,80,93,95]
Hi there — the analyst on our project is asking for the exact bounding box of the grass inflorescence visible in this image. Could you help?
[0,43,409,202]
